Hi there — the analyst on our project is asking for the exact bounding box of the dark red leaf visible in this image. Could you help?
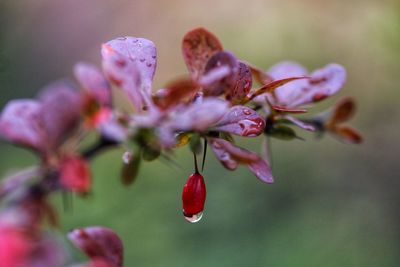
[333,125,363,144]
[272,105,308,114]
[182,28,223,81]
[248,64,273,85]
[225,62,252,104]
[153,77,199,110]
[68,226,123,267]
[201,51,239,96]
[328,97,356,126]
[214,106,265,137]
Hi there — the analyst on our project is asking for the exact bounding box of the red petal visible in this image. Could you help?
[68,226,123,267]
[182,28,223,81]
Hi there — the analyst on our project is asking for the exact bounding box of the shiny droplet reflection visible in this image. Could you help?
[184,211,203,223]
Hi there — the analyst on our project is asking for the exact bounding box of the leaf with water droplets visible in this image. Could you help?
[214,106,265,137]
[68,226,123,267]
[101,42,145,111]
[182,28,223,81]
[201,51,239,96]
[210,138,238,170]
[104,37,156,91]
[74,62,112,107]
[153,77,199,110]
[0,100,45,151]
[210,138,273,183]
[225,62,252,104]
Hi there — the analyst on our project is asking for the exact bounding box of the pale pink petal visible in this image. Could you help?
[38,82,82,150]
[74,62,112,107]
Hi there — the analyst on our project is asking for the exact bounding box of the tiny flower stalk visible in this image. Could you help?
[182,154,206,223]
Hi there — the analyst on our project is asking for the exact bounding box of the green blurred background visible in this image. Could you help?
[1,0,399,266]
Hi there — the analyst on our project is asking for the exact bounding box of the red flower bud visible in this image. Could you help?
[182,172,206,223]
[60,156,91,193]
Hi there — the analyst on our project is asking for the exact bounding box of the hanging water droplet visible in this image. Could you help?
[122,151,133,164]
[184,211,203,223]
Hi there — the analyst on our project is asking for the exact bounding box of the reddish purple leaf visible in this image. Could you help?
[225,62,252,104]
[266,62,346,107]
[247,158,274,184]
[214,106,265,137]
[182,28,223,81]
[38,82,82,151]
[0,100,45,151]
[68,226,123,267]
[166,98,229,132]
[271,105,307,114]
[153,78,199,110]
[74,62,112,107]
[201,51,239,96]
[210,138,273,183]
[210,139,238,170]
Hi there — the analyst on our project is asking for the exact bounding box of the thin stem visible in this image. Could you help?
[201,138,207,172]
[193,153,199,174]
[82,137,119,160]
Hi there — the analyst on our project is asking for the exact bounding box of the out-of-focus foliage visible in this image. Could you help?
[0,0,399,266]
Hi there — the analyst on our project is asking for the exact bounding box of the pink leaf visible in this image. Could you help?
[166,98,229,132]
[38,82,82,150]
[68,226,123,267]
[214,106,265,137]
[74,62,112,107]
[182,28,223,81]
[101,42,145,111]
[0,100,45,151]
[103,37,157,92]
